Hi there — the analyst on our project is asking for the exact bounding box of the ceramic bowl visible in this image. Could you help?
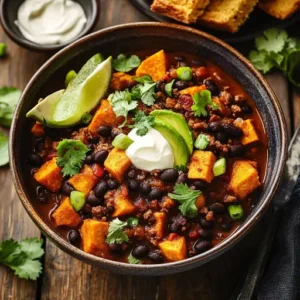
[0,0,99,52]
[10,23,288,275]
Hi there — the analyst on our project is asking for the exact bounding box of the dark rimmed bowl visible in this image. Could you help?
[10,22,287,275]
[0,0,99,52]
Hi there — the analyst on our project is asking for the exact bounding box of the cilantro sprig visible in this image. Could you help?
[0,238,44,280]
[113,54,141,73]
[56,139,89,177]
[168,183,202,218]
[106,218,129,244]
[129,111,155,136]
[191,90,219,118]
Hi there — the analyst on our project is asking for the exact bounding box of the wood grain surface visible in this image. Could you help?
[0,0,298,299]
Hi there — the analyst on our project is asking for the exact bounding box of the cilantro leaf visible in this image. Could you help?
[128,252,141,264]
[129,111,155,136]
[168,183,202,218]
[0,132,9,166]
[0,238,44,281]
[113,54,141,72]
[139,82,156,106]
[106,218,129,244]
[56,139,89,177]
[248,50,277,74]
[191,90,212,117]
[134,75,153,84]
[0,87,21,127]
[287,50,300,87]
[255,28,288,53]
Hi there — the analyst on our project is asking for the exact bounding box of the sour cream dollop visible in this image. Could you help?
[15,0,87,45]
[126,128,174,172]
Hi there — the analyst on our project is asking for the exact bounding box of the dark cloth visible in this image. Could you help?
[258,175,300,300]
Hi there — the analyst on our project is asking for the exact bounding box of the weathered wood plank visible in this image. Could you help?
[292,89,300,130]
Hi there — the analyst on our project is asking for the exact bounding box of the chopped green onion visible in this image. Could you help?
[0,43,7,57]
[65,70,77,87]
[127,217,139,227]
[177,67,193,81]
[70,191,86,212]
[165,79,175,97]
[228,204,244,220]
[81,113,93,125]
[195,134,210,150]
[112,133,134,150]
[213,157,226,176]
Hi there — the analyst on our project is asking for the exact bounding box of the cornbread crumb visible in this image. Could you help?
[259,0,300,20]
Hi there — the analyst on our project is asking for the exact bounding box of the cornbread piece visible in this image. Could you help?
[136,50,167,82]
[104,148,131,183]
[34,157,63,192]
[110,72,136,91]
[52,197,82,227]
[81,220,109,256]
[228,160,260,199]
[236,119,259,145]
[198,0,259,33]
[88,100,118,135]
[159,236,187,262]
[153,212,167,239]
[31,123,45,137]
[68,165,97,196]
[259,0,300,19]
[188,150,217,182]
[179,85,206,96]
[151,0,210,24]
[112,185,135,217]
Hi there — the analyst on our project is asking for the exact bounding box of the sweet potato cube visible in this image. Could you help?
[34,157,63,192]
[52,197,82,227]
[195,194,206,211]
[110,72,135,91]
[228,160,260,199]
[188,151,217,183]
[31,123,45,137]
[237,119,260,145]
[88,100,118,135]
[153,212,167,240]
[159,236,187,262]
[68,165,97,196]
[81,219,109,257]
[179,85,206,96]
[104,148,131,183]
[112,185,135,217]
[136,50,167,82]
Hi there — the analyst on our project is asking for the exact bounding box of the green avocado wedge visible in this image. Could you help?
[153,119,189,169]
[150,110,194,155]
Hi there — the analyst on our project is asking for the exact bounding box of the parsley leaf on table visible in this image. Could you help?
[191,90,213,117]
[129,111,155,136]
[0,132,9,166]
[113,54,141,73]
[128,252,141,264]
[0,238,44,280]
[168,183,202,218]
[56,139,89,177]
[255,28,288,53]
[106,218,129,244]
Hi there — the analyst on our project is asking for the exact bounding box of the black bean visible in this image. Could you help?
[128,179,140,191]
[27,154,43,166]
[84,154,94,164]
[94,181,109,198]
[67,230,80,245]
[204,79,219,96]
[107,179,119,190]
[169,223,179,233]
[199,217,214,229]
[173,80,189,90]
[132,245,149,258]
[148,250,164,263]
[148,188,162,200]
[140,182,151,194]
[44,127,60,139]
[98,126,112,137]
[111,128,121,139]
[160,169,178,182]
[34,138,45,153]
[208,121,223,132]
[198,229,213,240]
[62,181,75,196]
[107,206,115,214]
[174,56,184,61]
[108,243,123,254]
[222,124,243,137]
[86,191,103,206]
[128,169,137,178]
[221,219,233,231]
[229,144,245,157]
[209,202,225,214]
[36,186,48,203]
[155,80,165,93]
[87,144,95,152]
[215,132,229,144]
[177,61,188,67]
[193,180,206,190]
[241,104,253,114]
[194,240,212,253]
[177,173,188,184]
[92,150,109,164]
[192,59,206,66]
[88,136,100,144]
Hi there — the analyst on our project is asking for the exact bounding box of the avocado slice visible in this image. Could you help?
[153,119,189,169]
[150,110,193,155]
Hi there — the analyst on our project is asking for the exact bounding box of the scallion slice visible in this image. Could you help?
[195,134,210,150]
[213,157,226,176]
[112,133,134,150]
[177,67,193,81]
[70,191,86,212]
[228,204,244,220]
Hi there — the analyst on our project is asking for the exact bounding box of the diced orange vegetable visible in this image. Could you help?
[195,194,206,210]
[188,151,217,183]
[136,50,167,82]
[52,197,82,227]
[159,236,187,262]
[110,72,135,91]
[34,158,63,192]
[179,85,206,96]
[68,165,98,196]
[31,123,45,137]
[228,160,260,199]
[112,185,135,217]
[153,212,167,239]
[81,219,109,257]
[236,119,260,145]
[104,148,131,183]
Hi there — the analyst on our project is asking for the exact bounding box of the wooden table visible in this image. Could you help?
[0,1,299,299]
